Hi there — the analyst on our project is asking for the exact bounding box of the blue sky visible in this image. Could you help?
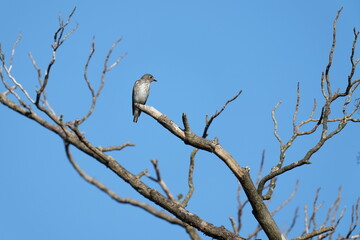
[1,1,359,239]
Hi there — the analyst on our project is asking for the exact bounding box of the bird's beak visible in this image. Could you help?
[153,79,157,82]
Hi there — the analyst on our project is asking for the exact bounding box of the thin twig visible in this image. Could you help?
[293,82,300,134]
[272,100,283,146]
[9,33,22,71]
[323,186,342,228]
[64,142,183,225]
[304,204,309,234]
[285,207,299,238]
[272,180,299,216]
[77,38,126,124]
[255,150,266,186]
[182,91,243,207]
[83,37,96,99]
[36,7,78,105]
[182,148,197,207]
[0,34,35,104]
[98,142,135,152]
[229,217,238,235]
[136,169,148,178]
[345,198,359,238]
[0,65,31,109]
[293,226,335,240]
[236,180,249,235]
[28,52,56,115]
[324,8,343,98]
[147,159,175,201]
[202,90,242,138]
[345,28,359,95]
[309,188,323,232]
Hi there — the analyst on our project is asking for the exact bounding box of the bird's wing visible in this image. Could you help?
[132,80,138,115]
[143,84,150,105]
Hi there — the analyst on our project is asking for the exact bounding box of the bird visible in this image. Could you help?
[132,73,157,123]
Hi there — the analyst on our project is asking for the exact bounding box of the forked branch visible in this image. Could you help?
[182,90,242,207]
[35,7,78,106]
[78,37,126,124]
[64,142,183,225]
[258,8,360,199]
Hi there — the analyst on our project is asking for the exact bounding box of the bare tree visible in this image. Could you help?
[0,7,359,240]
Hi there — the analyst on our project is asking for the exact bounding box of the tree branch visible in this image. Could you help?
[181,148,197,207]
[323,7,343,98]
[136,103,283,240]
[64,142,183,225]
[292,226,335,240]
[257,8,360,198]
[97,142,135,152]
[147,159,175,201]
[1,7,358,240]
[182,90,242,207]
[36,7,78,106]
[202,90,242,138]
[78,37,126,124]
[0,92,245,240]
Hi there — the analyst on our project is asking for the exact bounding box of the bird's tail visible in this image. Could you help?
[133,115,138,123]
[133,109,140,123]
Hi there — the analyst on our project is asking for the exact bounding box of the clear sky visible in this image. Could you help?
[1,1,359,239]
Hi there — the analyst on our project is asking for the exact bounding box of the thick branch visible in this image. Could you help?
[135,103,283,240]
[0,93,244,240]
[64,142,183,225]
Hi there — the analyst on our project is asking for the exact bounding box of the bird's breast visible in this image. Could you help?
[134,83,150,103]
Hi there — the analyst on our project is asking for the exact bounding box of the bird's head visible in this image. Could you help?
[141,73,157,83]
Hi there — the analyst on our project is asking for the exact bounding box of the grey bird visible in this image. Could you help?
[132,73,157,123]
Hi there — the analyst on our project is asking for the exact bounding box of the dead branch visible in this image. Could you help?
[292,226,335,240]
[146,159,175,201]
[344,198,360,239]
[309,188,324,232]
[0,9,237,238]
[255,150,266,186]
[36,7,78,106]
[292,187,355,240]
[323,187,342,229]
[257,9,360,200]
[136,103,283,240]
[181,148,197,207]
[0,34,35,105]
[293,82,301,133]
[236,182,249,235]
[64,142,183,225]
[28,52,56,115]
[323,8,343,98]
[285,207,299,238]
[182,90,242,208]
[202,90,242,138]
[271,100,284,146]
[77,37,126,124]
[272,180,299,216]
[235,152,298,239]
[229,216,238,235]
[98,142,135,152]
[1,6,358,240]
